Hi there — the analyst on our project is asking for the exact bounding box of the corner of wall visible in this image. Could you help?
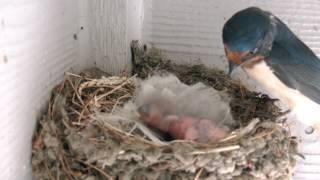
[126,0,144,73]
[76,0,93,72]
[88,0,144,75]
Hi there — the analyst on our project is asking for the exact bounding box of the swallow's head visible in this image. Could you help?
[223,7,276,74]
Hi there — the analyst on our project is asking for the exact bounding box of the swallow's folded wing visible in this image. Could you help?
[266,42,320,104]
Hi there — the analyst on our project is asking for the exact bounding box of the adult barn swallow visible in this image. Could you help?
[223,7,320,133]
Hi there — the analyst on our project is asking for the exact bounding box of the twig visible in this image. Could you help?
[128,123,138,134]
[190,145,240,155]
[48,98,54,120]
[239,82,245,97]
[71,93,83,108]
[69,107,82,116]
[194,168,204,180]
[61,111,71,130]
[97,115,166,145]
[57,79,66,93]
[76,111,87,124]
[237,118,260,137]
[111,94,132,113]
[58,154,74,180]
[71,121,87,126]
[219,134,237,142]
[65,72,83,78]
[250,128,276,140]
[96,81,130,101]
[77,88,103,123]
[75,159,114,180]
[65,72,94,81]
[44,162,55,180]
[220,119,260,142]
[56,161,60,180]
[66,75,84,105]
[32,129,44,151]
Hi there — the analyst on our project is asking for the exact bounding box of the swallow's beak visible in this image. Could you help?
[224,46,242,75]
[228,61,237,75]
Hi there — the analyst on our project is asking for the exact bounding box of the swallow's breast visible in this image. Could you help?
[244,61,320,126]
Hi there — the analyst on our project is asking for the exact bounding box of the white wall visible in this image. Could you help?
[88,0,144,75]
[89,0,128,74]
[143,0,320,72]
[0,1,142,179]
[0,0,87,179]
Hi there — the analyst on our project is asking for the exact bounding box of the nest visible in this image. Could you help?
[32,42,300,180]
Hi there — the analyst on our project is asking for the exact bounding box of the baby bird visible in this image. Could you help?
[138,103,229,143]
[134,74,234,143]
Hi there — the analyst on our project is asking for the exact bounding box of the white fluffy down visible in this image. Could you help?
[133,74,235,128]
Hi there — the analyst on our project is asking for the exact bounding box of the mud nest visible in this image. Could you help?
[32,41,300,180]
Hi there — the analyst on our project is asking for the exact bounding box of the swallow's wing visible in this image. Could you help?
[266,42,320,104]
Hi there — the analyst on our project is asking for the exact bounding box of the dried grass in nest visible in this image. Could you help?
[32,42,300,180]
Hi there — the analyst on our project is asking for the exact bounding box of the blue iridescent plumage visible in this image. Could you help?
[223,7,320,104]
[223,7,271,53]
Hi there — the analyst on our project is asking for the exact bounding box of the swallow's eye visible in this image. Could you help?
[249,48,258,54]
